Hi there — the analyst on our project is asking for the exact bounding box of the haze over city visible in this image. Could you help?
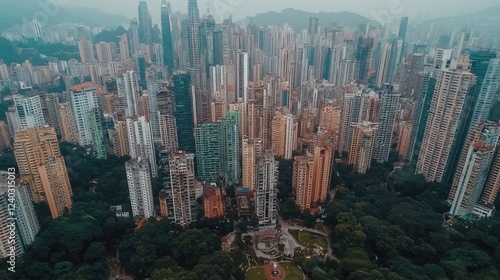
[65,0,497,22]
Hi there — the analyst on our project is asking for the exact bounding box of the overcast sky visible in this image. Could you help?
[65,0,496,24]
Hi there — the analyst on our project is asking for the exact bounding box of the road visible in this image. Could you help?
[104,256,134,280]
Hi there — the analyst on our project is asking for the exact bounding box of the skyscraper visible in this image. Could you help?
[57,103,79,144]
[195,122,221,181]
[119,34,130,61]
[448,122,500,217]
[0,175,24,258]
[396,122,413,160]
[188,0,205,123]
[14,127,73,218]
[159,114,178,154]
[69,84,107,159]
[406,70,436,164]
[138,1,153,45]
[237,51,249,102]
[376,42,392,88]
[255,151,278,226]
[78,38,96,63]
[128,19,140,55]
[95,42,114,63]
[117,71,141,117]
[293,154,314,212]
[349,122,378,174]
[271,111,297,159]
[126,158,154,219]
[398,17,409,42]
[173,73,195,153]
[169,151,198,226]
[416,58,475,182]
[442,54,500,184]
[374,84,400,163]
[242,137,262,192]
[308,17,319,35]
[161,0,175,74]
[13,94,46,131]
[0,175,40,253]
[126,116,157,178]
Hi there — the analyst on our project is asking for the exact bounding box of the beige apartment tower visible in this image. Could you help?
[14,127,73,219]
[416,62,475,182]
[349,122,378,174]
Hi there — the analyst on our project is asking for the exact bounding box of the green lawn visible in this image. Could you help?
[246,263,303,280]
[247,267,266,280]
[289,229,328,249]
[281,262,303,280]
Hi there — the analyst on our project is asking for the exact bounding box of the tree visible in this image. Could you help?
[174,229,221,269]
[84,242,106,263]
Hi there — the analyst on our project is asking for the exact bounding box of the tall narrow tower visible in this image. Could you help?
[374,84,400,163]
[161,0,175,74]
[188,0,205,123]
[416,58,475,182]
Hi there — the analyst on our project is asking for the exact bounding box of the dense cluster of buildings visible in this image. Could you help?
[1,0,500,256]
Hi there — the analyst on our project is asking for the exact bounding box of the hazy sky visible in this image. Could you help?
[65,0,496,25]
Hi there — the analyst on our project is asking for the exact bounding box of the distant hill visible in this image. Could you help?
[0,0,128,32]
[244,8,372,31]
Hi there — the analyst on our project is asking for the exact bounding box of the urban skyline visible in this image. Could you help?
[0,0,500,279]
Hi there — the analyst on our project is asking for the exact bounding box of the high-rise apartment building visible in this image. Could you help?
[14,127,73,218]
[113,120,129,157]
[237,52,249,102]
[481,144,500,210]
[374,84,400,163]
[397,122,413,160]
[117,71,141,118]
[449,122,500,217]
[376,42,392,88]
[311,142,334,204]
[126,116,157,178]
[58,103,79,144]
[13,94,46,131]
[293,154,314,212]
[195,122,221,181]
[159,114,178,154]
[0,121,11,149]
[78,38,96,63]
[349,122,378,174]
[271,110,297,159]
[95,42,114,63]
[119,34,130,61]
[0,175,24,258]
[416,58,475,182]
[125,158,154,219]
[169,151,198,226]
[255,151,278,226]
[0,174,40,257]
[242,137,262,192]
[69,84,107,159]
